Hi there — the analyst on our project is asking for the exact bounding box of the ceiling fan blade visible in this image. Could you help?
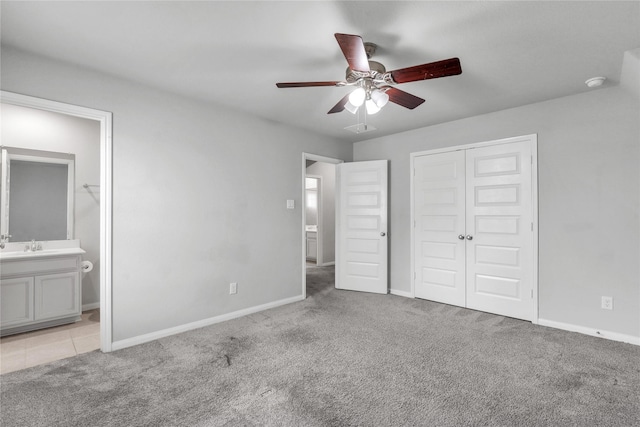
[388,57,462,84]
[384,87,425,109]
[335,33,370,72]
[276,81,342,88]
[327,93,351,114]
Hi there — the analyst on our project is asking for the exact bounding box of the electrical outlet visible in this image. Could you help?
[229,282,237,295]
[601,296,613,310]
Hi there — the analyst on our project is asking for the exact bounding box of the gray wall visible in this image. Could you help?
[306,162,336,264]
[354,85,639,339]
[3,44,637,344]
[2,47,352,342]
[1,104,101,307]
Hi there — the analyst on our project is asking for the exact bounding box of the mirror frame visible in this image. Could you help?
[1,146,75,242]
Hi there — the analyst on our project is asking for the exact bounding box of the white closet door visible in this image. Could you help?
[413,151,466,306]
[412,137,535,321]
[465,141,534,320]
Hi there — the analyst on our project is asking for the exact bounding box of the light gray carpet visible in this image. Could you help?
[2,265,639,426]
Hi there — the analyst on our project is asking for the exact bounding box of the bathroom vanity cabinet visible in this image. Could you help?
[306,231,317,261]
[0,249,84,336]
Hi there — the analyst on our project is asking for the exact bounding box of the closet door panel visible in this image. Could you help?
[465,141,533,320]
[414,151,466,306]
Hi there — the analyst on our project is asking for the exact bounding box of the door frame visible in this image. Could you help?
[410,134,539,323]
[301,153,343,299]
[1,91,114,350]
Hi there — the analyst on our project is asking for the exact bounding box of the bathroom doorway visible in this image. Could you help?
[302,153,342,299]
[305,176,321,266]
[0,91,113,360]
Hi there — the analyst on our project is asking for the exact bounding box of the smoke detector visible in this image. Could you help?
[585,77,606,88]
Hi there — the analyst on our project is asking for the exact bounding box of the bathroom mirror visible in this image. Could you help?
[305,177,318,227]
[0,147,75,242]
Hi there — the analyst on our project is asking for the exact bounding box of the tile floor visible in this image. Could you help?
[0,309,100,375]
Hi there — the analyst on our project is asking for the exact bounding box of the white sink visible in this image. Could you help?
[0,247,86,260]
[0,240,85,261]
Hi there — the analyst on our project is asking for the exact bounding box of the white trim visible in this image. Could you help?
[1,91,113,352]
[410,134,537,158]
[82,302,100,311]
[410,134,539,323]
[390,288,414,298]
[530,136,539,324]
[409,150,416,299]
[0,150,7,237]
[320,261,335,267]
[301,153,343,300]
[538,318,640,346]
[111,295,304,351]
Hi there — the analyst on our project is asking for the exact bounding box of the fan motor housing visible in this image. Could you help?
[345,60,386,83]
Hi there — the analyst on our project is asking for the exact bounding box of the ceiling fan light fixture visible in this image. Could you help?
[348,87,366,107]
[370,89,389,108]
[365,99,381,115]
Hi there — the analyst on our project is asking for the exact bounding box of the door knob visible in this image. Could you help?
[380,232,386,237]
[458,235,465,240]
[466,235,473,240]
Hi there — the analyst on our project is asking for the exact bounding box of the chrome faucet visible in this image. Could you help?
[31,239,37,251]
[0,233,10,249]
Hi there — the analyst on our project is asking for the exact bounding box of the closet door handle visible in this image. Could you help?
[466,235,473,240]
[458,235,465,240]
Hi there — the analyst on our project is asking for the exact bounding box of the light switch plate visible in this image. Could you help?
[286,200,295,209]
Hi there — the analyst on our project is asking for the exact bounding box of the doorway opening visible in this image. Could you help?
[1,91,113,358]
[302,153,342,299]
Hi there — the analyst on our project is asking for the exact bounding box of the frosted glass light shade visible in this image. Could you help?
[371,89,389,108]
[365,99,381,114]
[348,87,366,107]
[344,101,359,114]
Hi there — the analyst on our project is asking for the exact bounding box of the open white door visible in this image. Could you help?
[336,160,388,294]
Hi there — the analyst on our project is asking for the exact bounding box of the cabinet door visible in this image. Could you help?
[34,272,80,321]
[1,277,35,328]
[306,233,318,260]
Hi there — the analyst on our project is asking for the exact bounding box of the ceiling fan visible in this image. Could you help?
[276,33,462,115]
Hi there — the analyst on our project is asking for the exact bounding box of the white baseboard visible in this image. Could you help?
[111,295,305,351]
[537,318,640,346]
[82,302,100,311]
[390,289,414,299]
[320,261,335,267]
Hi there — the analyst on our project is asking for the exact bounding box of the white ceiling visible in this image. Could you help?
[2,1,639,143]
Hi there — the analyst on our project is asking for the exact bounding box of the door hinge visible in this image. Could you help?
[531,289,534,299]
